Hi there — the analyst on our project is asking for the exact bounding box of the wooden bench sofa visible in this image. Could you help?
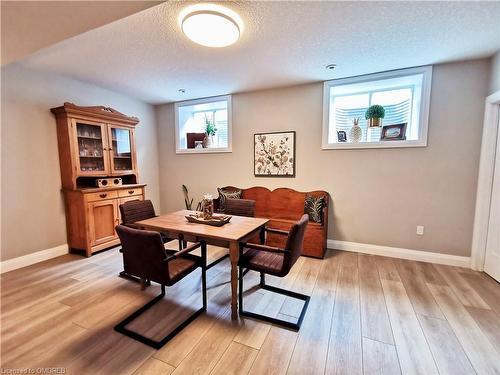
[217,186,329,258]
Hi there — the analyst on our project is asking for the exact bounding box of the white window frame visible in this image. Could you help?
[174,95,232,154]
[322,66,432,150]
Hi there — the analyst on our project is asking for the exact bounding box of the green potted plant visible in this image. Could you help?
[365,104,385,127]
[205,115,217,147]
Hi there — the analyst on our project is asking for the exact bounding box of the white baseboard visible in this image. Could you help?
[0,244,69,274]
[327,240,471,268]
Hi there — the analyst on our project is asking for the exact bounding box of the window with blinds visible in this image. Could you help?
[322,66,432,149]
[175,95,232,153]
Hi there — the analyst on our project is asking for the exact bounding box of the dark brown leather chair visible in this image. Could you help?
[186,132,207,148]
[224,198,255,218]
[119,200,173,283]
[238,214,310,330]
[114,225,207,349]
[207,198,257,270]
[120,199,156,227]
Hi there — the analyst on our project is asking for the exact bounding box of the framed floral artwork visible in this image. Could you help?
[254,131,295,177]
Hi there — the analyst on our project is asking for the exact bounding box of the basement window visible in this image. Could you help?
[175,95,232,154]
[322,66,432,149]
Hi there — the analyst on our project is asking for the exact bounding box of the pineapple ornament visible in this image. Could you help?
[349,118,362,143]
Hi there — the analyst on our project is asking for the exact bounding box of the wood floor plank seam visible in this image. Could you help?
[283,335,299,375]
[314,251,341,375]
[426,283,500,375]
[358,267,365,375]
[322,281,338,375]
[414,307,447,374]
[416,313,477,375]
[380,278,439,374]
[374,255,402,364]
[152,354,179,368]
[72,320,89,331]
[325,258,362,375]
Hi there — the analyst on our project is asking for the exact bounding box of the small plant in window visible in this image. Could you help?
[205,115,217,136]
[365,104,385,128]
[204,115,217,147]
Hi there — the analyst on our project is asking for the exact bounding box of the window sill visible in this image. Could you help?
[322,139,427,150]
[175,147,232,154]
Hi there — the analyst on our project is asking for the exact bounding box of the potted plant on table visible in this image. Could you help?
[205,116,217,147]
[365,104,385,127]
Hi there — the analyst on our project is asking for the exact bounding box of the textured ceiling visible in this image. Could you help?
[1,1,162,66]
[17,1,500,104]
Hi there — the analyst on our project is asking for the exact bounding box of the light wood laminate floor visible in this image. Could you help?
[1,247,499,375]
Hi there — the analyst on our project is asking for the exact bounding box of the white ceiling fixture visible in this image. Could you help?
[179,4,243,48]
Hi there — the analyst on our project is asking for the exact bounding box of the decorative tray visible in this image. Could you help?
[185,213,232,227]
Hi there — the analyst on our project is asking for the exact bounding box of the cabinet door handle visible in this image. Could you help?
[128,190,134,195]
[99,193,107,198]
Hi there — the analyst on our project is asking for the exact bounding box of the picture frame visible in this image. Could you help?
[337,130,347,142]
[254,131,296,177]
[380,123,407,141]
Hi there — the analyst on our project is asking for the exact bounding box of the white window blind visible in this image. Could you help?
[334,97,411,142]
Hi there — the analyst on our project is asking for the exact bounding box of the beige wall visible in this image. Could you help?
[490,50,500,95]
[1,63,160,261]
[156,58,490,257]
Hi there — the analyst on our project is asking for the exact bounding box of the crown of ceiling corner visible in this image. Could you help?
[179,3,243,48]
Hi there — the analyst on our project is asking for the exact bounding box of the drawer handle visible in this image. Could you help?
[99,193,107,198]
[128,190,135,194]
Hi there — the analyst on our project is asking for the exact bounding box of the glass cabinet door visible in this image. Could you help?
[109,126,134,173]
[75,122,107,174]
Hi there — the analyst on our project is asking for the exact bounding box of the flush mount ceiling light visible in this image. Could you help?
[179,4,243,48]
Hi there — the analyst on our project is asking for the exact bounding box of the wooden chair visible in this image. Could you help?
[118,200,174,283]
[207,198,256,270]
[114,225,207,349]
[238,214,310,330]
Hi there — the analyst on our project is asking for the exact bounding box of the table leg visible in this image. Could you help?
[229,241,239,320]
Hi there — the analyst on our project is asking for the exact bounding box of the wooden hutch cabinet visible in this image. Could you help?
[51,103,145,256]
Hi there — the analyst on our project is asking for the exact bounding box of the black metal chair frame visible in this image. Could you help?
[238,228,310,331]
[114,241,207,349]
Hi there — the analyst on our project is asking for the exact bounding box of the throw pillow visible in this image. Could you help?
[217,188,242,212]
[304,195,325,223]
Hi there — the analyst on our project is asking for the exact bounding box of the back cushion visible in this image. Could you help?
[217,187,242,212]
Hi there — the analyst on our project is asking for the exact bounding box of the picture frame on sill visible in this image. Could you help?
[337,130,347,142]
[380,123,407,141]
[254,131,295,177]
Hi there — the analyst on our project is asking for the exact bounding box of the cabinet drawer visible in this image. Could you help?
[86,190,118,202]
[118,188,142,197]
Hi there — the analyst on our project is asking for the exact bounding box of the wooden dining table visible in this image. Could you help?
[136,210,269,320]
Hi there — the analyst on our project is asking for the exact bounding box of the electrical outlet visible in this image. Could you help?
[416,225,424,235]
